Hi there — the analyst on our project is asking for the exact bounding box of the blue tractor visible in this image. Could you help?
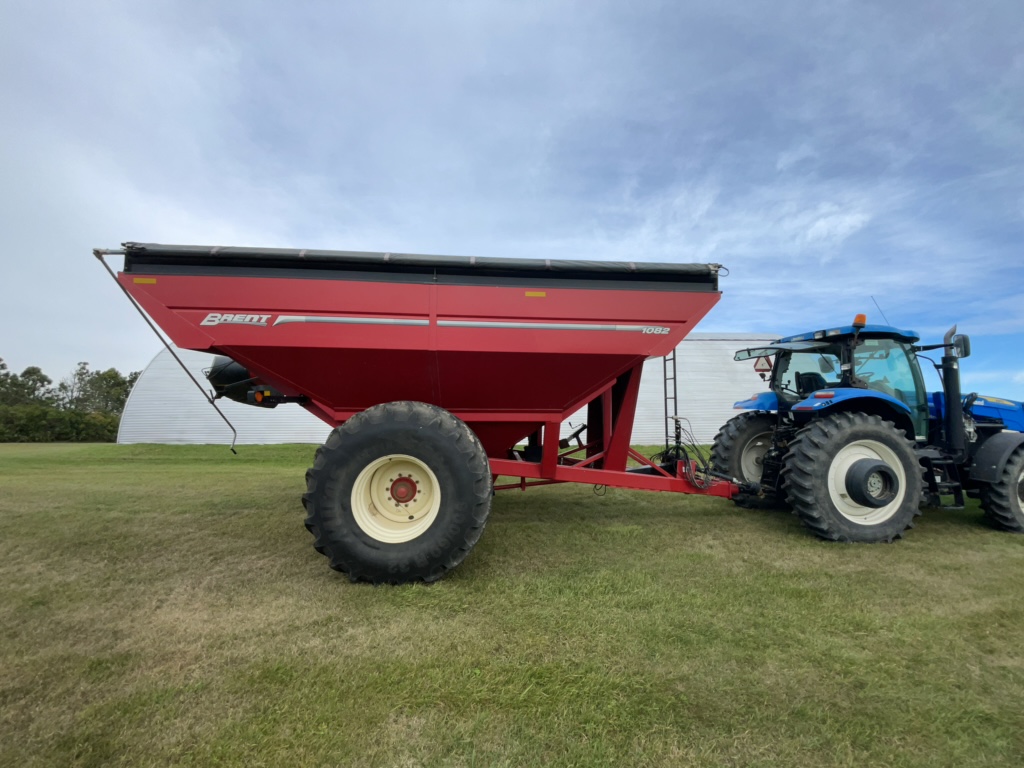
[710,315,1024,542]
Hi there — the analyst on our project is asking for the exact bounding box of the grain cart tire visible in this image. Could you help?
[979,445,1024,532]
[711,411,785,509]
[303,401,493,584]
[783,412,922,542]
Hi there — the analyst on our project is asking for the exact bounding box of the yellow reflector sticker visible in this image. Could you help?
[525,291,546,297]
[133,277,157,284]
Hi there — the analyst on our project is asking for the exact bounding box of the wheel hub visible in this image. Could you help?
[844,458,899,508]
[389,476,418,504]
[740,432,772,481]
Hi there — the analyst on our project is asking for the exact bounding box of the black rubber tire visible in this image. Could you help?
[711,411,785,509]
[783,412,923,542]
[303,401,493,584]
[711,411,776,482]
[979,445,1024,532]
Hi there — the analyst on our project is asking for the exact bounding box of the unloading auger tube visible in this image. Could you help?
[94,248,240,452]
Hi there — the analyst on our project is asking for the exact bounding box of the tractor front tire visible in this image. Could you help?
[979,445,1024,532]
[711,411,784,509]
[783,412,922,542]
[303,401,493,584]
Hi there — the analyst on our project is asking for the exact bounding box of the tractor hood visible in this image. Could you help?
[929,393,1024,433]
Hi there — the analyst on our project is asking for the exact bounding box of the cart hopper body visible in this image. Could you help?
[115,243,722,457]
[103,242,738,584]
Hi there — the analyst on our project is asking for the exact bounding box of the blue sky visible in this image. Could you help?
[2,1,1022,398]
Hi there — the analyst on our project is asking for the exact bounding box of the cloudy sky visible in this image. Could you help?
[2,0,1023,398]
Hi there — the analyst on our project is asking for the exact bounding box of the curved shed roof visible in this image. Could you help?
[117,346,332,445]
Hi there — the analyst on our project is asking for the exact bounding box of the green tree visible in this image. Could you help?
[2,357,139,441]
[0,358,56,406]
[85,367,137,414]
[56,362,90,411]
[56,362,139,414]
[17,366,56,405]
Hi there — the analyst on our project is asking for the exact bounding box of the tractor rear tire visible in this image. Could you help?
[979,445,1024,532]
[711,411,785,509]
[783,412,922,542]
[303,401,493,584]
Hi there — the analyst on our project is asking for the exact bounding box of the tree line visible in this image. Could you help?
[0,358,140,442]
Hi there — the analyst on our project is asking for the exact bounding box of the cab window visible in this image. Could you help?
[853,339,928,437]
[775,347,842,401]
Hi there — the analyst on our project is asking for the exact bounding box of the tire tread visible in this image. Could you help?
[303,401,493,584]
[979,445,1024,532]
[711,411,786,509]
[782,412,922,542]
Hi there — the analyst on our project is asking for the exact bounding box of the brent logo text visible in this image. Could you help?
[200,313,272,327]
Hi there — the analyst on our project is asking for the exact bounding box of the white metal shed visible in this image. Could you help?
[573,332,776,445]
[117,347,332,445]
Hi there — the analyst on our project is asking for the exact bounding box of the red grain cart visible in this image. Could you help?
[98,242,742,583]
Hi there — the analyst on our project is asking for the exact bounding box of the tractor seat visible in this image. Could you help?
[796,372,827,396]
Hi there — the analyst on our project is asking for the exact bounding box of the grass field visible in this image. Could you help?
[2,444,1024,767]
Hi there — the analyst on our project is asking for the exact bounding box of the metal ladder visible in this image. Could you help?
[663,347,679,450]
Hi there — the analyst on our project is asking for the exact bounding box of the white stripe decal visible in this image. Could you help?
[437,320,652,332]
[271,316,666,333]
[274,315,429,327]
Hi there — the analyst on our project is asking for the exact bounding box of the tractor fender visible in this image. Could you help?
[969,431,1024,484]
[792,388,912,416]
[733,391,779,411]
[792,389,916,437]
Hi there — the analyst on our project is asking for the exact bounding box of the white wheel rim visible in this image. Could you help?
[351,454,441,543]
[739,431,772,481]
[826,439,907,525]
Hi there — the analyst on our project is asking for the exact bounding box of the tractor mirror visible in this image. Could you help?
[953,334,971,359]
[818,357,836,374]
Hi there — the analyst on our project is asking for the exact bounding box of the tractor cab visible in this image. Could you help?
[734,316,931,441]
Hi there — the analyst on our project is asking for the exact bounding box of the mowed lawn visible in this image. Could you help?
[2,444,1024,767]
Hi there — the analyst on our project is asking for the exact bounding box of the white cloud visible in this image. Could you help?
[776,142,817,172]
[803,207,870,248]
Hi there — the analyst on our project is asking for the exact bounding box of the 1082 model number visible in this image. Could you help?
[642,326,670,334]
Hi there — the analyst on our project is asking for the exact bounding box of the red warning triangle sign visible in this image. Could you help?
[753,356,773,373]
